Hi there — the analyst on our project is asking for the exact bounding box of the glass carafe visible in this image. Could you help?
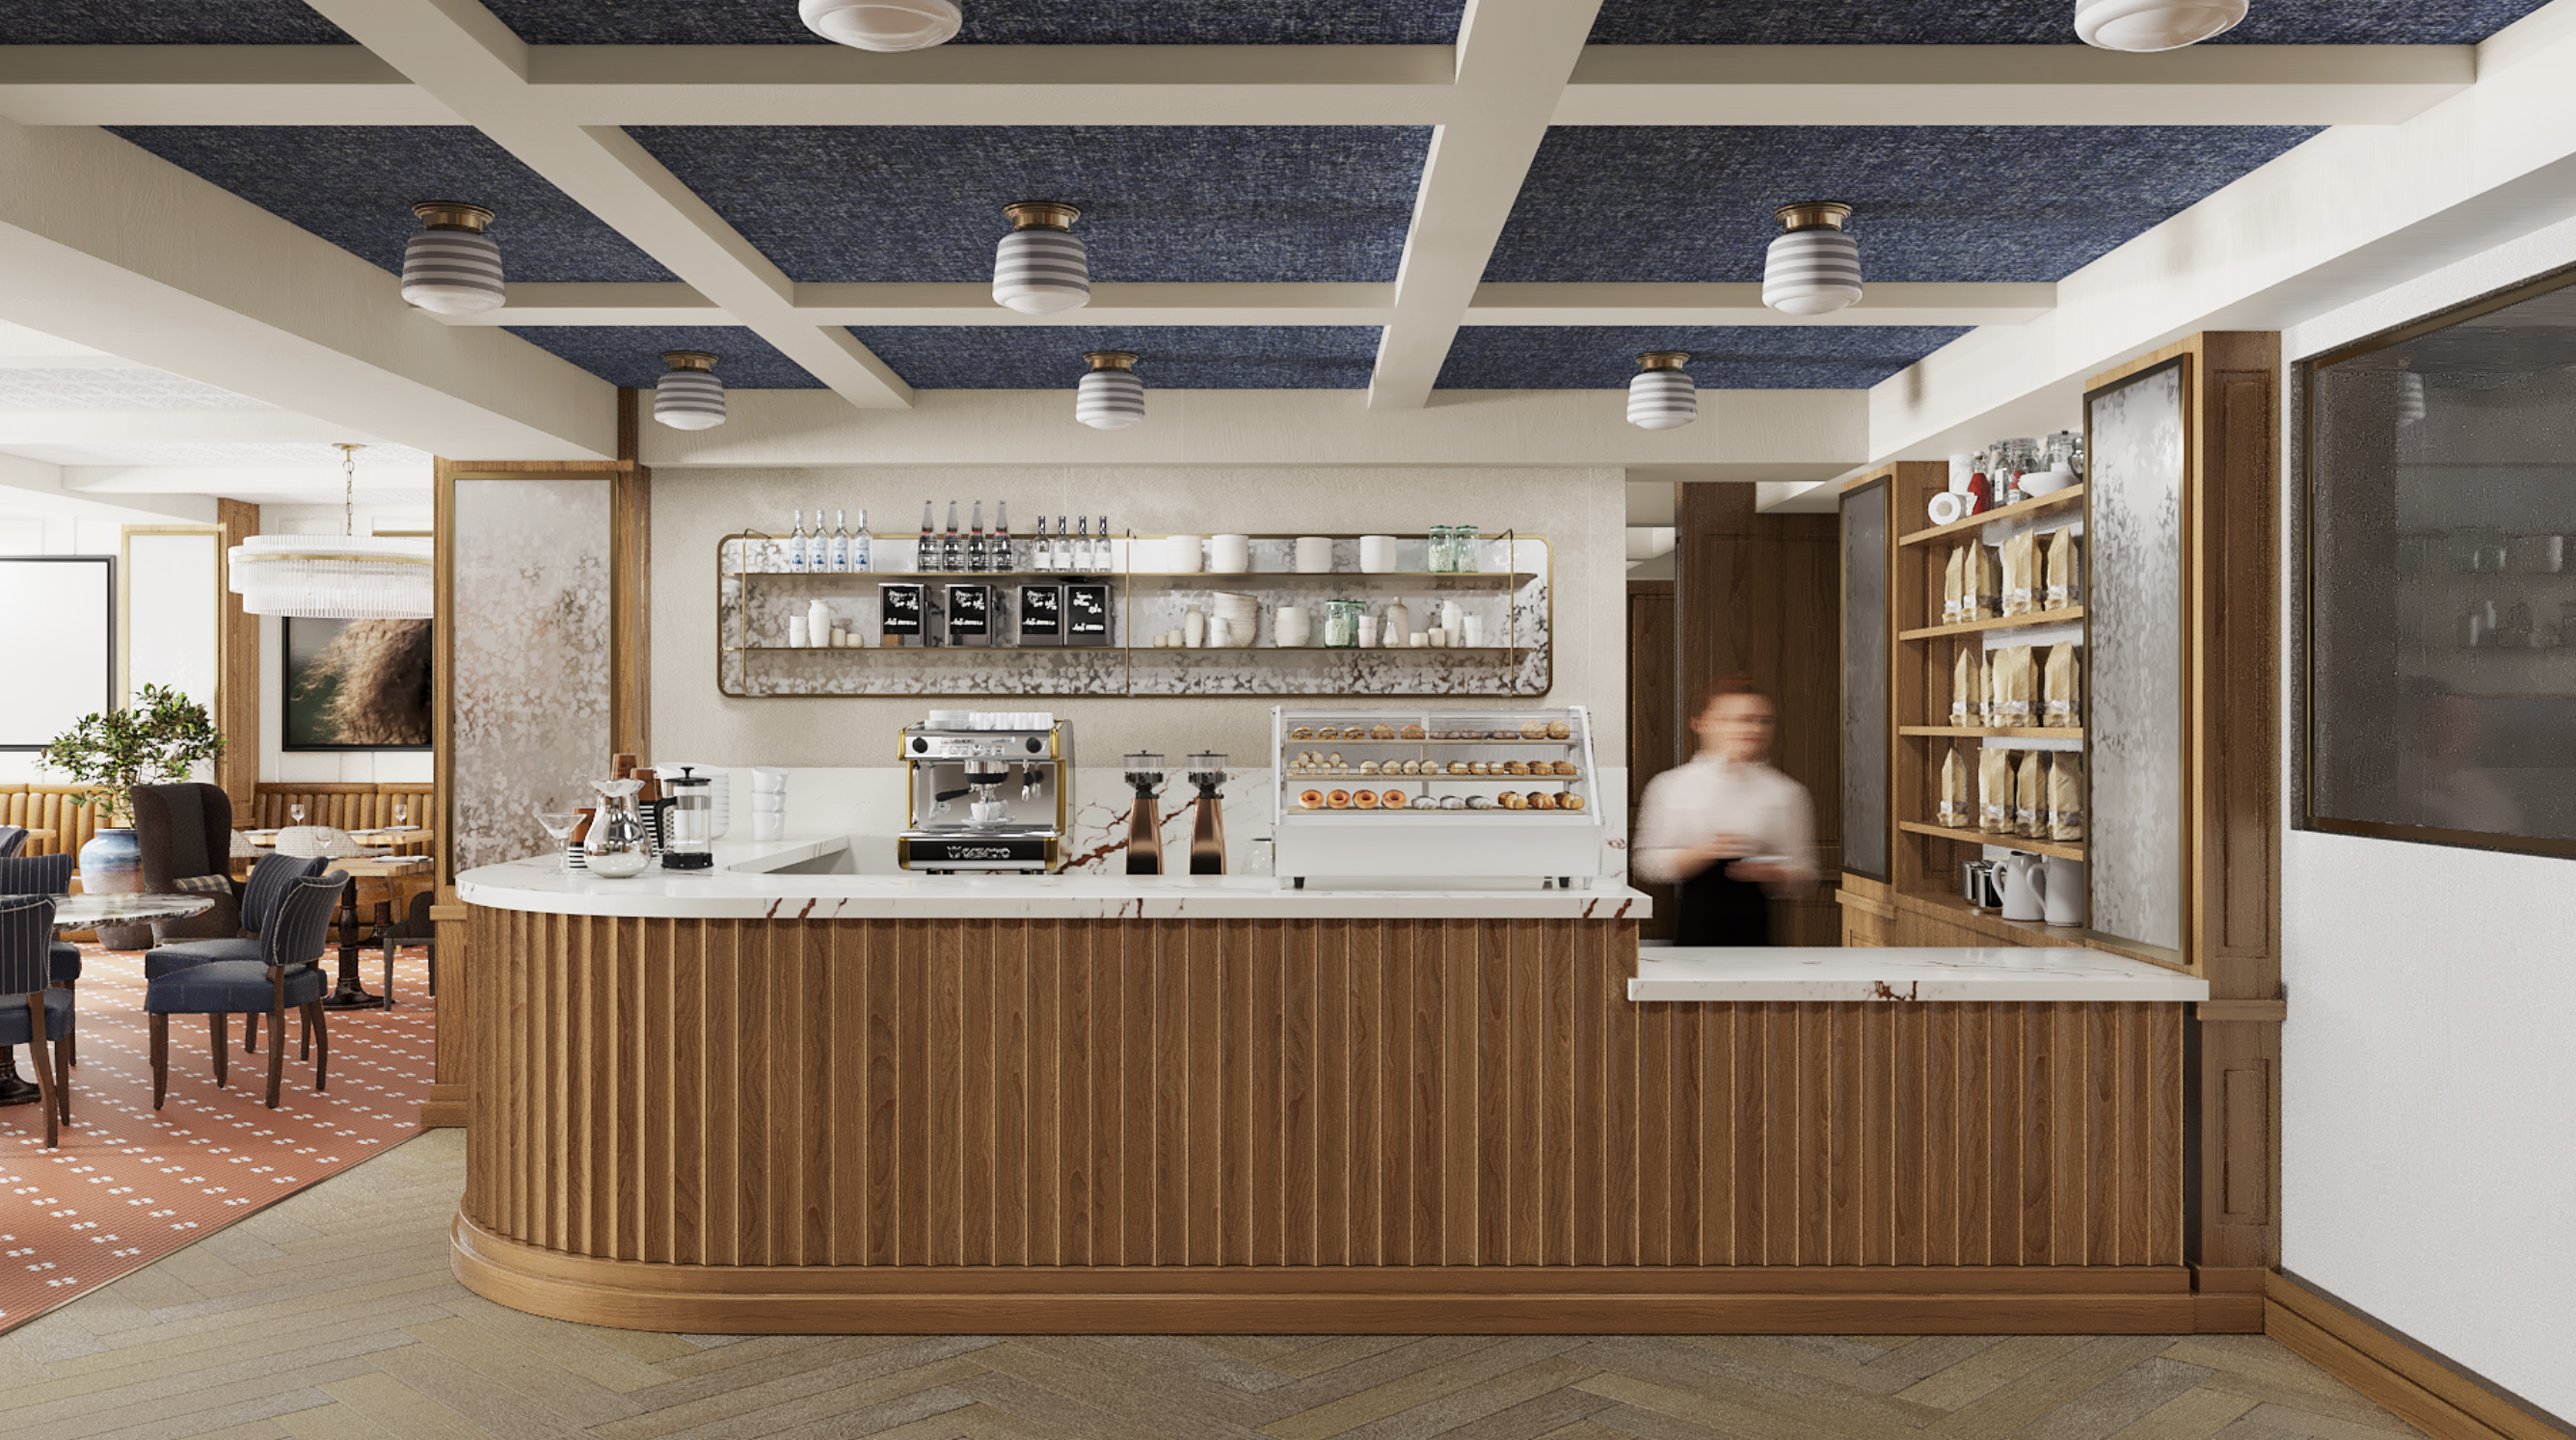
[585,777,652,878]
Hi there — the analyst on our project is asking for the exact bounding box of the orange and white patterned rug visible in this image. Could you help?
[0,941,433,1332]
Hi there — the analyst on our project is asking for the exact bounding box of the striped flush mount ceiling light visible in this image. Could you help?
[399,201,504,315]
[1075,351,1145,430]
[654,351,727,430]
[1626,352,1698,430]
[994,201,1090,315]
[798,0,963,50]
[2075,0,2250,50]
[1762,201,1864,316]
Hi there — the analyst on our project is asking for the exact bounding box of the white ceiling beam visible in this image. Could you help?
[298,0,914,411]
[1558,45,2475,126]
[0,452,220,523]
[0,114,613,460]
[0,43,2475,129]
[443,279,2053,328]
[0,411,389,445]
[58,464,433,496]
[1368,0,1605,410]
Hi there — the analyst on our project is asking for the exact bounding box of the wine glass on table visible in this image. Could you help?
[392,799,409,829]
[288,803,305,826]
[533,806,578,872]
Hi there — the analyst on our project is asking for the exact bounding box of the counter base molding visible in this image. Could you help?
[454,1215,2202,1333]
[460,907,2192,1333]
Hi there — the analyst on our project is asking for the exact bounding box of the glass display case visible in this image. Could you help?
[1270,705,1604,887]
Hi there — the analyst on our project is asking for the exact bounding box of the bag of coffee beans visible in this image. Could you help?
[2016,749,2046,837]
[2049,752,2085,841]
[1938,746,1970,828]
[1953,646,1984,725]
[2043,642,2081,727]
[2044,527,2083,609]
[1979,746,2015,833]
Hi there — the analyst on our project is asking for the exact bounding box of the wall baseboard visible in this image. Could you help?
[2266,1270,2574,1440]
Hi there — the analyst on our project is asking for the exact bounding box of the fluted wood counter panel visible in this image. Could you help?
[465,908,2183,1275]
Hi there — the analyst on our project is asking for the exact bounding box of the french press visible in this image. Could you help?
[660,764,714,871]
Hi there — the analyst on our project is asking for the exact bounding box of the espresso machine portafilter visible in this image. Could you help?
[1187,752,1228,875]
[1124,752,1167,875]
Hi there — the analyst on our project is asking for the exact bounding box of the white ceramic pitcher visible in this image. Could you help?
[1998,851,2048,922]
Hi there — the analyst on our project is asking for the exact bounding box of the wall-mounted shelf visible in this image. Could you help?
[1897,819,2085,862]
[1896,486,2086,547]
[1899,605,2085,642]
[717,532,1555,699]
[1900,725,2085,739]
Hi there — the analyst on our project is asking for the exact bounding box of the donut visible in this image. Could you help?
[1354,789,1379,809]
[1298,789,1324,810]
[1327,789,1352,810]
[1380,789,1409,809]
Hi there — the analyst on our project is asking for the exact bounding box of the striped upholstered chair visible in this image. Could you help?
[0,893,71,1147]
[144,852,329,1059]
[147,871,346,1110]
[0,853,81,1066]
[0,825,26,857]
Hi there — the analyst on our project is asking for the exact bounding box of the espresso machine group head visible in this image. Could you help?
[1187,752,1228,875]
[1123,752,1167,875]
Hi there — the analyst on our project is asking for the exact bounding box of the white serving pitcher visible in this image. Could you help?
[2042,856,2086,926]
[1998,851,2047,922]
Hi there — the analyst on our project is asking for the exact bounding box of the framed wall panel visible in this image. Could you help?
[0,555,113,749]
[1841,476,1891,882]
[2085,356,2189,959]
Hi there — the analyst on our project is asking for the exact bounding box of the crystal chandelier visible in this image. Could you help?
[226,443,435,619]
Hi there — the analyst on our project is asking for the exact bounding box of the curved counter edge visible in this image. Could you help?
[1629,947,2211,1003]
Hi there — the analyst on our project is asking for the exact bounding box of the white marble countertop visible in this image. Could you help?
[1628,947,2208,1003]
[459,836,1651,920]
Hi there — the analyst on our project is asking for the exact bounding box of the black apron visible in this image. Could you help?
[1674,856,1771,947]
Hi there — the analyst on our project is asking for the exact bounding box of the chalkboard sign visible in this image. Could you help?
[945,584,992,646]
[877,582,924,638]
[1017,584,1061,644]
[1066,582,1110,646]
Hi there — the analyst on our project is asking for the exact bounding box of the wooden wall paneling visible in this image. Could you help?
[611,387,652,760]
[1626,577,1678,939]
[213,499,259,812]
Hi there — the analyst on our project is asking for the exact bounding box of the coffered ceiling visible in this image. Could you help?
[0,0,2570,491]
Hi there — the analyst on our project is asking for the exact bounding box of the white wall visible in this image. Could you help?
[2277,221,2576,1420]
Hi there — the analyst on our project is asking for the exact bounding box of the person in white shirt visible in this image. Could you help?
[1631,679,1817,947]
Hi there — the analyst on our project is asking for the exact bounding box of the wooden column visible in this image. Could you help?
[213,499,259,813]
[1624,575,1677,940]
[610,388,652,760]
[1676,484,1842,944]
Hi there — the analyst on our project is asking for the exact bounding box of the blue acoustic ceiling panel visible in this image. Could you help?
[1589,0,2556,43]
[630,126,1430,284]
[505,328,827,388]
[1488,125,2319,283]
[107,127,675,283]
[847,327,1382,388]
[479,0,1462,46]
[2,3,350,43]
[1435,326,1972,390]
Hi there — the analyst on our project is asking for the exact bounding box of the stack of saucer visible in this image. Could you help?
[1210,592,1258,648]
[749,767,787,841]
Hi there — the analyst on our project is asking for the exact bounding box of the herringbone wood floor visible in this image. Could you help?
[0,1131,2421,1440]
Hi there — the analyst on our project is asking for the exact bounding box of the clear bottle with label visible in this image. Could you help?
[995,501,1012,572]
[1095,516,1111,573]
[850,508,871,573]
[967,501,987,573]
[790,509,808,572]
[943,501,963,573]
[1033,515,1053,572]
[1072,517,1090,573]
[919,501,937,573]
[829,508,850,573]
[1054,517,1073,573]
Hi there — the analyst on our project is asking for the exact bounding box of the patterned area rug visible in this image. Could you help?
[0,941,432,1332]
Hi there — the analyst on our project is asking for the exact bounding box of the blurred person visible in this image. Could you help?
[1632,677,1817,947]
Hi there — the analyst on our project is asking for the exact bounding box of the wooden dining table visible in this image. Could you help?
[320,856,437,1009]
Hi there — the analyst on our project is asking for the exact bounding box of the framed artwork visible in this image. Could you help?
[0,556,114,750]
[282,616,434,751]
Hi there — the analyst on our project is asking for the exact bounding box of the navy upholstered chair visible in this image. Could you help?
[0,825,27,858]
[145,852,329,1056]
[0,853,81,1067]
[0,893,71,1147]
[147,871,347,1110]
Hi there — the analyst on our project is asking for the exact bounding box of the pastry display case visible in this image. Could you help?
[1270,705,1604,887]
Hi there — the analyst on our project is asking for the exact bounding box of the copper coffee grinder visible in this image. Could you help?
[1123,752,1167,875]
[1186,752,1228,875]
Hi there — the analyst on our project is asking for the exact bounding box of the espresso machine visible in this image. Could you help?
[1186,752,1228,875]
[897,716,1071,872]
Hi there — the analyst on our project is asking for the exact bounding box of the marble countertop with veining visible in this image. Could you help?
[458,835,1650,920]
[1628,947,2208,1003]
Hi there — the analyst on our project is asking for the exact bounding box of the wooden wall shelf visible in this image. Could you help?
[1900,726,2084,739]
[1897,486,2086,547]
[1899,606,2085,642]
[1896,819,2085,862]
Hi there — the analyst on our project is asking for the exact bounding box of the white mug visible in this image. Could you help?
[1358,535,1399,573]
[1209,534,1250,573]
[1164,536,1203,574]
[1293,536,1333,573]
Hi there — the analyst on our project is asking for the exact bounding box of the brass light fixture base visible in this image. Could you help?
[1774,201,1854,232]
[1004,201,1083,231]
[1635,351,1691,372]
[412,200,496,232]
[1084,350,1139,371]
[662,350,719,371]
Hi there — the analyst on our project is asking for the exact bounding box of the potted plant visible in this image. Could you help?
[41,685,226,942]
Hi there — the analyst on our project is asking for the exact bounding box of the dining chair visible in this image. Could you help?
[0,825,26,858]
[0,852,81,1066]
[368,889,440,1004]
[144,851,329,1057]
[147,871,347,1110]
[129,783,240,942]
[0,893,70,1146]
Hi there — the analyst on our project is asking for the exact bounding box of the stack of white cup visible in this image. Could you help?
[749,766,787,841]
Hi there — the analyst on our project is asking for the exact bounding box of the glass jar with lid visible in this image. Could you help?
[1321,598,1365,648]
[1449,524,1481,573]
[1426,525,1454,574]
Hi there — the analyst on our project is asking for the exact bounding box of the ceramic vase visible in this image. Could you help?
[78,825,151,949]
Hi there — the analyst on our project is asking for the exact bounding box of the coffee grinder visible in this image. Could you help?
[1124,752,1167,875]
[1186,752,1228,875]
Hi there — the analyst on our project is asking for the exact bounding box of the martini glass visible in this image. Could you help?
[533,807,578,872]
